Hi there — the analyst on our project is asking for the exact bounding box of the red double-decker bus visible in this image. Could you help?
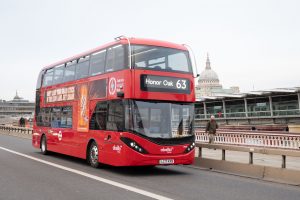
[32,36,196,167]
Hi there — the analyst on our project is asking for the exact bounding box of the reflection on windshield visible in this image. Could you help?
[126,100,194,138]
[131,45,192,73]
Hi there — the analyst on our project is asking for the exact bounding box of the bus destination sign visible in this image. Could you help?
[141,75,190,94]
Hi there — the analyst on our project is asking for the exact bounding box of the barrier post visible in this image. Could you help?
[222,149,226,160]
[198,147,202,157]
[249,152,253,164]
[282,155,286,168]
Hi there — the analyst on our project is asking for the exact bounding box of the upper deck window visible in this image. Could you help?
[90,50,106,76]
[105,45,125,72]
[76,56,90,80]
[43,69,54,86]
[131,45,192,73]
[63,61,76,82]
[53,65,65,85]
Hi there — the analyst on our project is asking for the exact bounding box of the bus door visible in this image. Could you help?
[90,101,123,163]
[103,100,125,159]
[102,130,121,161]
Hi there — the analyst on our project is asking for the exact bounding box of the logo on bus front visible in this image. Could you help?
[160,147,174,154]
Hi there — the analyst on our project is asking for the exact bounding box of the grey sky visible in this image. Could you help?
[0,0,299,101]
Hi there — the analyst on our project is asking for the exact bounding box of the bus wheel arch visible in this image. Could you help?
[87,139,100,168]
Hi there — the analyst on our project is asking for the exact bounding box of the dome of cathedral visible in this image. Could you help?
[199,69,219,81]
[198,54,219,83]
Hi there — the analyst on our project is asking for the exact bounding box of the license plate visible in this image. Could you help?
[159,159,174,165]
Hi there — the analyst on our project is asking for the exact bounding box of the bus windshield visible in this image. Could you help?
[131,45,192,73]
[126,100,194,138]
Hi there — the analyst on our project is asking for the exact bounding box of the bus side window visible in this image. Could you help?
[90,50,106,76]
[53,65,65,85]
[63,63,76,82]
[43,108,51,127]
[76,56,90,80]
[36,107,44,126]
[105,45,125,72]
[51,107,61,128]
[61,107,72,128]
[90,102,107,130]
[107,100,124,131]
[43,69,54,86]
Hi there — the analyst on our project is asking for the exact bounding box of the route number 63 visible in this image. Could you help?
[176,80,187,90]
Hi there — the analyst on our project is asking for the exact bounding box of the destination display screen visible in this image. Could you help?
[140,75,190,94]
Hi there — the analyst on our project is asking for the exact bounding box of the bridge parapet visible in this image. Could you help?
[195,130,300,150]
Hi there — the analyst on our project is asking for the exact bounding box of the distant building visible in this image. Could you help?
[195,87,300,127]
[0,91,35,120]
[195,54,239,99]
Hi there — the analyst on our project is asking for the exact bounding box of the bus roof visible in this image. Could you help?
[43,37,188,71]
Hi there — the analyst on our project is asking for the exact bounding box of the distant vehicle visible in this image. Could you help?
[32,36,196,167]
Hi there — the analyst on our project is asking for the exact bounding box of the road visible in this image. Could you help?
[0,133,299,200]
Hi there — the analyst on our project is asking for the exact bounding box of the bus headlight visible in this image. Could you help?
[184,142,195,153]
[120,137,148,154]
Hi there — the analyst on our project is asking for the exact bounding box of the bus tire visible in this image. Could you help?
[88,141,100,168]
[41,135,48,155]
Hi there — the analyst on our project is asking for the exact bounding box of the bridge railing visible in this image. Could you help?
[195,130,300,150]
[0,125,33,135]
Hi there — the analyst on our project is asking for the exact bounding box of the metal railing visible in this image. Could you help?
[1,125,300,150]
[195,109,300,119]
[273,109,300,116]
[195,130,300,150]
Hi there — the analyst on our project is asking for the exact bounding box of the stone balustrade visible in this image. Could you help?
[0,125,33,135]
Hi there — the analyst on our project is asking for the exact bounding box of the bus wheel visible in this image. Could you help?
[88,141,100,168]
[41,135,48,155]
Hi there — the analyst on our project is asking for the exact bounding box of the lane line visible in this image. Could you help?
[0,146,173,200]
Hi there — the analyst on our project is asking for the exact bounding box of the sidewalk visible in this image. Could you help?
[0,130,31,140]
[197,148,300,171]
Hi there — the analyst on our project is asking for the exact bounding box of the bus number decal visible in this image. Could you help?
[141,75,190,94]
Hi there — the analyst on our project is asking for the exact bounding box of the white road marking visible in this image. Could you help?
[0,146,173,200]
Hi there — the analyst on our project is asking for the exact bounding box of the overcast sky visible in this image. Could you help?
[0,0,299,101]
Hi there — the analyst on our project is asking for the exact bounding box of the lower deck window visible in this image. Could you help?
[36,106,72,128]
